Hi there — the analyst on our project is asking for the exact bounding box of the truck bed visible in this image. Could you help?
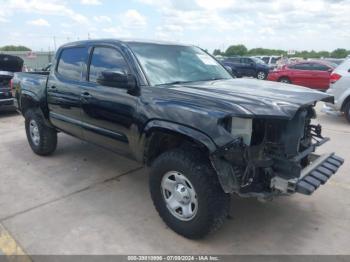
[13,72,49,112]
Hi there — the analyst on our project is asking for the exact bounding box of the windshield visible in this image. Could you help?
[128,43,232,86]
[251,57,266,65]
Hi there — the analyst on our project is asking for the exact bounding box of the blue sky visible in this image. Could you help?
[0,0,349,52]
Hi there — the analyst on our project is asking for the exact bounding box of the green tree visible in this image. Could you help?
[331,48,349,58]
[0,45,31,51]
[213,49,222,56]
[225,44,248,56]
[317,51,330,58]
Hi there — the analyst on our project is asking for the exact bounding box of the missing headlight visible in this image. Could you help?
[230,117,253,146]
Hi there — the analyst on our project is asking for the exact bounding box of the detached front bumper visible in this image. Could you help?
[271,153,344,195]
[297,153,344,195]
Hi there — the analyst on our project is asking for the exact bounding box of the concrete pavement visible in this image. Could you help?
[0,107,349,256]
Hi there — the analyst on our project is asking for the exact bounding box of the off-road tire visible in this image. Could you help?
[344,101,350,123]
[149,148,230,239]
[25,109,57,156]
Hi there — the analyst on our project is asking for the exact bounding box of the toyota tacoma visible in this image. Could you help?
[13,39,344,239]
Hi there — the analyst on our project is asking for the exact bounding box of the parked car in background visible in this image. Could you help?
[323,59,350,122]
[254,55,282,69]
[267,61,335,91]
[0,54,23,111]
[322,58,345,65]
[222,56,270,79]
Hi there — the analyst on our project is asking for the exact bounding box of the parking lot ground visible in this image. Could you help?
[0,105,350,256]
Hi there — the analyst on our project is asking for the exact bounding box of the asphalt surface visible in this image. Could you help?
[0,104,349,255]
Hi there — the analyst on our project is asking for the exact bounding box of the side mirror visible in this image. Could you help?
[97,70,138,92]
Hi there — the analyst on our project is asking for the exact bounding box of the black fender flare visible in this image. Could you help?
[142,120,238,194]
[142,120,217,153]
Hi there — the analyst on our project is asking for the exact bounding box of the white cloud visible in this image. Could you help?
[102,27,131,37]
[120,9,147,28]
[93,15,112,23]
[80,0,102,5]
[27,18,50,26]
[136,0,350,51]
[4,0,89,24]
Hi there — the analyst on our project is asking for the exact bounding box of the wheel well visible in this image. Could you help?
[144,129,210,166]
[20,96,40,115]
[278,76,290,82]
[341,95,350,111]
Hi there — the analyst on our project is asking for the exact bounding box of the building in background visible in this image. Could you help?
[0,51,54,71]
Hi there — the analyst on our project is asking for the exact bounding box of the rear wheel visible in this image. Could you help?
[279,77,291,84]
[149,148,230,239]
[25,109,57,155]
[344,101,350,123]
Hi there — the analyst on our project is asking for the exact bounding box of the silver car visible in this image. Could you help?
[323,59,350,122]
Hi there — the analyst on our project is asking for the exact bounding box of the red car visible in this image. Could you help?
[267,61,335,90]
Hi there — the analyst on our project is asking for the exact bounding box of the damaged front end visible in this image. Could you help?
[211,105,344,199]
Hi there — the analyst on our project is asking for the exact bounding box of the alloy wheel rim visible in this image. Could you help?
[29,119,40,146]
[161,171,198,221]
[257,72,265,79]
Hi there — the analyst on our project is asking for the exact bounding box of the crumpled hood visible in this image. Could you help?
[168,78,333,120]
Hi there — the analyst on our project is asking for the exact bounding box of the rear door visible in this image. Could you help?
[47,46,89,138]
[288,63,314,88]
[309,63,332,90]
[241,58,256,77]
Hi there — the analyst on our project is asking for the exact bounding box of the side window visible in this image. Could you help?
[311,63,330,71]
[290,63,311,70]
[242,58,253,64]
[262,57,269,64]
[89,47,129,83]
[227,58,240,63]
[57,47,87,81]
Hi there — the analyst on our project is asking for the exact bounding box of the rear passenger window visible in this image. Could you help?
[89,47,129,83]
[57,47,87,81]
[311,63,330,71]
[290,63,311,70]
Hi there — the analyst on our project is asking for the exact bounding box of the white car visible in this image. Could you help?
[323,59,350,122]
[253,55,282,69]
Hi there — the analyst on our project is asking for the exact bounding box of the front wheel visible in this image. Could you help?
[149,148,230,239]
[344,101,350,123]
[256,71,267,80]
[25,109,57,156]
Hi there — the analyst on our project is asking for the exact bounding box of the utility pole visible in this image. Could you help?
[53,36,57,51]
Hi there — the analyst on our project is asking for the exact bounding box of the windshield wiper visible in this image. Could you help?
[156,80,196,86]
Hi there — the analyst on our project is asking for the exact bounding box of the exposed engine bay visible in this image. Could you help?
[211,104,344,199]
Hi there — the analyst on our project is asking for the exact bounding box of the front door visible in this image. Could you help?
[241,58,256,77]
[79,46,138,159]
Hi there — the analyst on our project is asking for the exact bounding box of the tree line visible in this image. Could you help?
[213,44,350,59]
[0,45,32,51]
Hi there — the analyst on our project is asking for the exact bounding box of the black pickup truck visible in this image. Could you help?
[13,39,344,239]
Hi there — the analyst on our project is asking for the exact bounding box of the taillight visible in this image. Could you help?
[9,79,13,90]
[330,73,342,84]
